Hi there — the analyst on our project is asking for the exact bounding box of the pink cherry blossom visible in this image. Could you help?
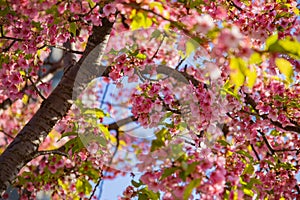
[103,3,117,17]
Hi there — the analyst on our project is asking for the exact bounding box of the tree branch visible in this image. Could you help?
[250,144,260,161]
[27,76,46,100]
[245,93,300,134]
[258,130,275,155]
[0,130,14,140]
[30,146,68,160]
[0,18,114,194]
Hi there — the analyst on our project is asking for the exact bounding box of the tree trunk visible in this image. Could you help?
[0,19,114,194]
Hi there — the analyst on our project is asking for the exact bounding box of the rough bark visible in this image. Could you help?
[0,19,114,194]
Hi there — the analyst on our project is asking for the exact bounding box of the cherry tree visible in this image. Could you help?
[0,0,300,199]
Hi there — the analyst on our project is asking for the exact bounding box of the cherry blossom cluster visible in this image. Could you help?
[109,54,146,83]
[121,144,228,200]
[0,0,117,105]
[1,0,300,199]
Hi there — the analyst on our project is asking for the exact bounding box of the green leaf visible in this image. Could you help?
[189,0,204,8]
[132,180,142,187]
[82,132,107,147]
[76,179,83,191]
[83,108,106,118]
[266,34,278,50]
[243,164,255,175]
[179,170,186,181]
[265,35,300,59]
[64,137,84,155]
[275,58,293,83]
[150,129,169,151]
[229,57,245,93]
[69,22,77,36]
[130,10,153,30]
[243,188,254,197]
[183,179,201,200]
[0,6,10,17]
[218,139,230,146]
[151,30,162,40]
[240,177,247,186]
[230,56,257,91]
[246,69,257,88]
[270,129,280,136]
[161,167,179,180]
[73,137,84,154]
[248,177,262,188]
[138,193,148,200]
[149,2,164,13]
[293,7,299,15]
[64,137,78,151]
[108,48,120,55]
[276,162,296,170]
[86,0,96,7]
[138,187,159,200]
[150,139,165,152]
[185,38,198,57]
[249,52,262,65]
[236,150,253,161]
[99,124,110,140]
[76,179,92,195]
[60,131,77,139]
[185,162,199,177]
[136,53,147,59]
[278,39,300,58]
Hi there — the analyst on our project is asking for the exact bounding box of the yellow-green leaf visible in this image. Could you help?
[249,52,262,65]
[243,164,255,175]
[278,39,300,59]
[243,188,254,197]
[22,94,29,104]
[185,39,198,57]
[293,7,299,15]
[150,30,162,40]
[69,22,77,36]
[136,53,147,59]
[130,10,152,30]
[246,69,257,88]
[266,33,278,50]
[275,58,293,83]
[183,179,201,200]
[229,57,245,93]
[149,2,164,13]
[86,0,96,7]
[99,124,110,140]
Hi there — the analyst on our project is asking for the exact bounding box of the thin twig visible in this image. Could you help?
[32,149,68,159]
[89,125,123,200]
[100,84,110,108]
[3,40,16,52]
[123,2,204,44]
[227,0,243,11]
[244,93,300,134]
[175,58,185,70]
[88,170,103,200]
[47,45,84,54]
[137,68,169,82]
[250,144,260,161]
[27,76,46,100]
[258,130,275,155]
[0,130,14,139]
[0,36,23,41]
[99,100,132,108]
[151,33,166,59]
[273,148,299,153]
